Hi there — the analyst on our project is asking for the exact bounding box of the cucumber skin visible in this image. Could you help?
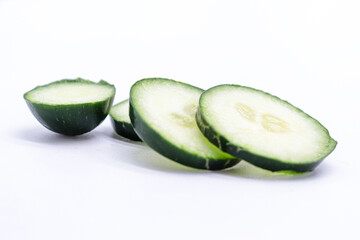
[196,108,337,173]
[129,78,240,170]
[26,98,114,136]
[24,78,115,136]
[110,118,142,141]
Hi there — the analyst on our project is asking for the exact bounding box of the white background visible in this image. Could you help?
[0,0,359,239]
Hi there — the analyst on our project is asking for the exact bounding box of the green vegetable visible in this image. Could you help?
[129,78,240,170]
[24,78,115,135]
[110,99,141,141]
[196,84,337,172]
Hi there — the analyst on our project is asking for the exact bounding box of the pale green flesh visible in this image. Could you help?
[25,83,115,105]
[132,80,234,159]
[201,85,335,164]
[110,100,131,123]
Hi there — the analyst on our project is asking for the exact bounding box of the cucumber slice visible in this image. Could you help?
[129,78,240,170]
[196,84,337,172]
[24,78,116,136]
[110,99,141,141]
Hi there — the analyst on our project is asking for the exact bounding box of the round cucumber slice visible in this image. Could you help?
[24,78,116,136]
[196,84,337,172]
[129,78,240,170]
[110,99,141,141]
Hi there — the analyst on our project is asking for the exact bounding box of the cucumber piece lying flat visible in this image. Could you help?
[196,84,337,172]
[129,78,240,170]
[24,78,115,136]
[110,99,141,141]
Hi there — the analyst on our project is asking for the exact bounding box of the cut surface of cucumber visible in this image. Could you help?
[110,99,141,141]
[24,78,115,136]
[196,84,337,172]
[129,78,240,170]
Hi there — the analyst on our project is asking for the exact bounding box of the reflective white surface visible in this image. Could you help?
[0,1,358,239]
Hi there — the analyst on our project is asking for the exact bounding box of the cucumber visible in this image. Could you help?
[24,78,115,136]
[110,99,141,141]
[129,78,240,170]
[196,84,337,172]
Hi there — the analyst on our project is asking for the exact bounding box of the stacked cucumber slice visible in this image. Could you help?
[129,78,240,170]
[109,99,141,141]
[25,77,336,173]
[196,85,337,172]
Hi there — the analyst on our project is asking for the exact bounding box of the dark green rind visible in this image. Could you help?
[196,84,337,173]
[129,78,240,170]
[110,118,142,141]
[109,100,141,141]
[24,78,115,136]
